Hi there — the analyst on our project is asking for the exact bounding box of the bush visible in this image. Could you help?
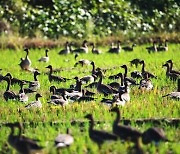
[0,0,179,38]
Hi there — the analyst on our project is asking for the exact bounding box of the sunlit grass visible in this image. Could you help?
[0,44,180,153]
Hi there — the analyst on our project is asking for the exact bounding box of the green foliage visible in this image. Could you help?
[0,0,179,38]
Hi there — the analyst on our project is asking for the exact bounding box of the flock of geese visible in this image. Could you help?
[0,39,179,153]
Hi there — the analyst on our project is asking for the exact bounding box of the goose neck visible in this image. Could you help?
[34,73,38,81]
[141,62,145,73]
[114,110,120,126]
[45,51,48,57]
[178,79,180,92]
[6,79,11,91]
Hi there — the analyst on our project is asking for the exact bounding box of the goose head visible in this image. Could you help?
[90,61,95,65]
[84,114,93,120]
[24,48,29,54]
[166,59,172,64]
[50,86,56,93]
[46,65,52,69]
[34,71,40,76]
[110,106,119,113]
[120,64,127,69]
[5,73,13,79]
[35,93,42,100]
[162,63,169,68]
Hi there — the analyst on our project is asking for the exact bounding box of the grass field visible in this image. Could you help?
[0,44,180,153]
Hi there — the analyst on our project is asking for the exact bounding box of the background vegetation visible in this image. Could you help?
[0,0,180,39]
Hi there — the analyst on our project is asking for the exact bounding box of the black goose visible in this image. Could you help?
[5,122,43,154]
[59,41,71,55]
[96,70,114,96]
[46,65,69,82]
[162,78,180,100]
[55,128,74,148]
[84,114,117,148]
[157,39,168,51]
[108,40,121,53]
[4,72,26,85]
[140,60,157,78]
[72,40,88,53]
[91,43,101,54]
[130,58,142,68]
[3,77,17,101]
[108,72,122,80]
[162,63,179,81]
[110,106,142,142]
[166,60,180,75]
[146,41,157,53]
[19,48,32,70]
[122,44,136,52]
[142,127,169,144]
[38,49,49,62]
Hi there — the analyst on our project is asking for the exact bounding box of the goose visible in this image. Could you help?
[74,59,91,67]
[5,122,43,154]
[72,40,88,53]
[120,64,138,85]
[28,71,40,91]
[110,106,142,142]
[80,74,97,84]
[108,73,123,89]
[46,65,69,82]
[146,41,157,53]
[140,60,157,78]
[77,91,96,102]
[25,93,42,109]
[50,85,74,96]
[91,43,101,54]
[48,91,68,106]
[38,49,49,62]
[4,73,27,85]
[108,72,122,80]
[90,61,99,77]
[96,70,114,96]
[131,71,143,79]
[3,77,17,101]
[49,86,64,99]
[108,40,121,53]
[139,74,153,91]
[162,78,180,100]
[117,81,130,103]
[101,93,126,106]
[166,60,180,75]
[157,40,168,51]
[59,41,71,55]
[142,127,169,144]
[65,79,83,101]
[55,128,74,148]
[17,82,28,102]
[129,58,142,68]
[162,63,179,81]
[122,44,136,52]
[84,114,117,148]
[19,48,32,70]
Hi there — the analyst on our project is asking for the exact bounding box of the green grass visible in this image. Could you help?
[0,44,180,153]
